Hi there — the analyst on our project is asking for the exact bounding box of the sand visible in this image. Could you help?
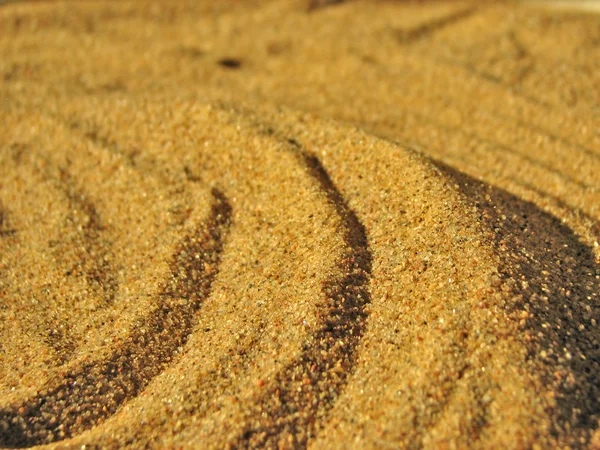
[0,0,598,448]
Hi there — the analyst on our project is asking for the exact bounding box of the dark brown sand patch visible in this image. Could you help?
[441,163,600,446]
[231,149,372,448]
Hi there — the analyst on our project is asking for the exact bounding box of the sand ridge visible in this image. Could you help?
[0,0,599,448]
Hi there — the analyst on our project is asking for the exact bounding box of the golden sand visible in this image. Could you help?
[0,0,598,448]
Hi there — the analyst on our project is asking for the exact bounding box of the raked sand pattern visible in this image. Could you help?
[0,1,599,448]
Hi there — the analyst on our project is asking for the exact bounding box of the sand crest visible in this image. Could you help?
[0,1,598,448]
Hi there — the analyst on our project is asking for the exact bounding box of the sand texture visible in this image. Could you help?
[0,0,599,448]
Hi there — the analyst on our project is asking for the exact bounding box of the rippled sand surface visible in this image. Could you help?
[0,1,599,448]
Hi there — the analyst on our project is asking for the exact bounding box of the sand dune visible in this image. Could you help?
[0,1,598,448]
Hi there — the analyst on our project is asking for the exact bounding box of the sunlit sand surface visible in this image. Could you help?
[0,1,598,448]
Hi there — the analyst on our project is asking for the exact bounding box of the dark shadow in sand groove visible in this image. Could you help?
[1,148,119,362]
[233,147,372,449]
[36,169,120,363]
[0,189,232,448]
[58,169,118,312]
[396,6,477,44]
[426,143,600,241]
[0,204,16,238]
[307,0,345,12]
[438,162,600,446]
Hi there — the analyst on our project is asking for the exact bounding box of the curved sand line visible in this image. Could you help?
[0,143,372,448]
[0,1,599,449]
[231,149,372,448]
[0,97,598,449]
[0,189,232,447]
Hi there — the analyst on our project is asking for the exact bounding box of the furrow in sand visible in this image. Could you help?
[0,189,232,448]
[232,147,372,448]
[0,147,119,369]
[430,152,600,246]
[39,167,118,363]
[441,164,600,446]
[395,6,478,44]
[56,168,118,312]
[0,100,353,449]
[0,204,16,238]
[0,1,599,447]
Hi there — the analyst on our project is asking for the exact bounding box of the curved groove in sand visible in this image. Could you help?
[56,169,118,311]
[0,189,232,448]
[440,163,600,443]
[0,204,16,238]
[0,140,372,447]
[0,149,120,366]
[395,6,478,44]
[41,168,118,363]
[231,148,372,448]
[1,1,599,448]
